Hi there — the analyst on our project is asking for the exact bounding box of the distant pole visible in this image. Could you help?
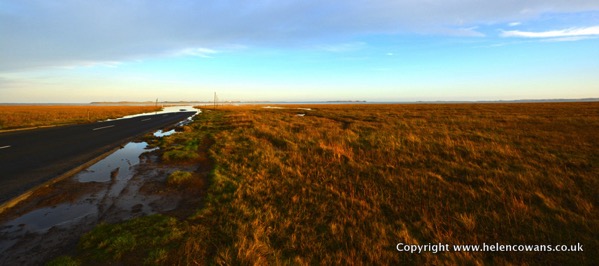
[214,92,217,110]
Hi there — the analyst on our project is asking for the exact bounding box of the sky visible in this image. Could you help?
[1,1,598,103]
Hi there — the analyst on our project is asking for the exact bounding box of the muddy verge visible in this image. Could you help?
[0,142,208,265]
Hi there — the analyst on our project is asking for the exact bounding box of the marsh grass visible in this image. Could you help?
[0,105,160,130]
[78,215,185,265]
[63,103,598,265]
[166,171,194,187]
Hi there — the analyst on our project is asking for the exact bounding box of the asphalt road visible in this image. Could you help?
[0,111,196,204]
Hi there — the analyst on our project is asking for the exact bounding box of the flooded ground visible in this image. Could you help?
[0,107,205,265]
[112,105,198,120]
[154,129,176,137]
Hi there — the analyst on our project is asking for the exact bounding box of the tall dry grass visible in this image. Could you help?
[0,105,161,130]
[67,103,598,265]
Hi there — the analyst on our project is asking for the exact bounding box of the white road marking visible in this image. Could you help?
[141,118,152,121]
[0,145,11,149]
[92,125,115,131]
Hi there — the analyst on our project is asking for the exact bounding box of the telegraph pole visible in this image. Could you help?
[213,92,218,110]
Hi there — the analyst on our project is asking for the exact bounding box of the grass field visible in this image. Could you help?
[0,105,161,130]
[53,103,598,265]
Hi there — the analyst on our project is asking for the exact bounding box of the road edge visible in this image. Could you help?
[0,112,197,214]
[0,145,122,214]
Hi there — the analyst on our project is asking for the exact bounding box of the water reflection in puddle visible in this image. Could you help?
[0,138,164,261]
[2,203,96,234]
[78,142,155,183]
[115,105,200,120]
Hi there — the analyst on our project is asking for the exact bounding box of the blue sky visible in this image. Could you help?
[1,1,598,103]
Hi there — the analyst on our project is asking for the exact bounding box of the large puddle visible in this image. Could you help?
[0,142,159,258]
[112,105,200,120]
[77,142,155,183]
[0,108,198,264]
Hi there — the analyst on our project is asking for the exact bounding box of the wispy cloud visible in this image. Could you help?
[501,26,599,38]
[2,1,599,71]
[441,27,485,37]
[508,22,521,27]
[541,36,597,42]
[59,61,123,69]
[175,48,219,58]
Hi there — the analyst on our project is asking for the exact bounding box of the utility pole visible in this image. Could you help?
[213,92,218,110]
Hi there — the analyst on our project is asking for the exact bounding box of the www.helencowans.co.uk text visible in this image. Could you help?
[396,242,584,253]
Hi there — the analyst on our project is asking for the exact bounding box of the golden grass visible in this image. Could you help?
[0,105,161,130]
[167,171,195,187]
[64,102,598,265]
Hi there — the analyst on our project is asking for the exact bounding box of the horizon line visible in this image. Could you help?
[1,97,598,105]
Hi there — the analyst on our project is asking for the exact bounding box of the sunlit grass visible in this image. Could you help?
[60,103,598,265]
[0,105,161,130]
[166,171,194,187]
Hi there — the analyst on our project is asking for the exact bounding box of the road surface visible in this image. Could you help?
[0,111,196,204]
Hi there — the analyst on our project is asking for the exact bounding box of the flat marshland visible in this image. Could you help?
[54,103,598,265]
[0,105,161,130]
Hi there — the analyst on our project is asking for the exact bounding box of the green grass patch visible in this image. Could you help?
[161,149,199,162]
[166,171,194,187]
[77,214,185,265]
[46,256,80,266]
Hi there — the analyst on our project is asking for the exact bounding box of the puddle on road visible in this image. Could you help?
[0,131,181,264]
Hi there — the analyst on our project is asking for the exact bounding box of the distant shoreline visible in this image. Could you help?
[1,98,597,105]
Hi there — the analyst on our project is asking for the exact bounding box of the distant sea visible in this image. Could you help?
[1,98,598,106]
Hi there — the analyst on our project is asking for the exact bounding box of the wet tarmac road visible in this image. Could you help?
[0,111,196,204]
